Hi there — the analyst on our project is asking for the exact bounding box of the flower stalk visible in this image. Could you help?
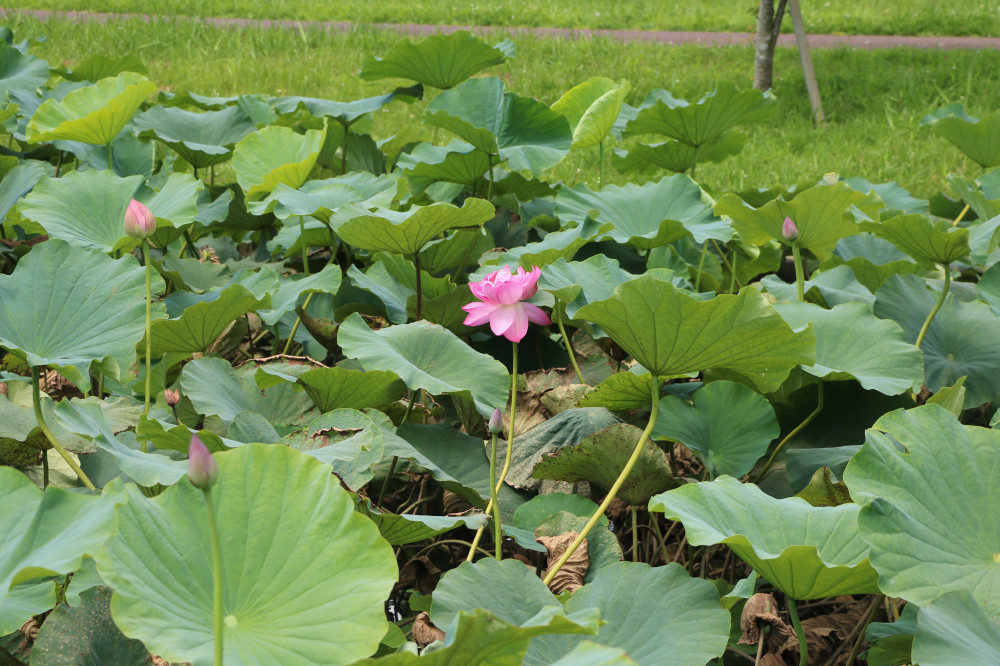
[31,367,96,490]
[188,436,223,665]
[914,264,950,349]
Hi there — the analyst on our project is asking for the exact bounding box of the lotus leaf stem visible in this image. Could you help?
[631,505,639,563]
[598,140,604,188]
[281,292,315,356]
[543,373,661,586]
[31,367,96,491]
[914,265,950,350]
[489,430,502,559]
[952,203,970,227]
[694,242,708,292]
[787,597,808,666]
[142,240,153,449]
[413,252,423,320]
[791,241,805,301]
[486,156,495,201]
[710,239,742,291]
[203,486,225,666]
[555,308,585,383]
[753,382,824,484]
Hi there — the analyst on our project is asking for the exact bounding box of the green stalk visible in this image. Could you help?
[694,242,708,292]
[142,241,153,452]
[106,142,113,170]
[414,252,423,320]
[490,430,502,560]
[32,368,96,490]
[787,597,808,666]
[598,139,604,188]
[791,241,806,301]
[281,291,315,356]
[544,373,661,585]
[630,505,639,563]
[203,486,225,666]
[555,308,584,384]
[753,382,824,484]
[486,156,495,201]
[914,264,950,349]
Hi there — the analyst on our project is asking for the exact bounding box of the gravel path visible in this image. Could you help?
[5,8,1000,50]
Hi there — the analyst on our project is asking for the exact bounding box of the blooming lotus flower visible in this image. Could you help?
[463,265,551,343]
[124,198,156,239]
[781,216,799,242]
[187,434,218,490]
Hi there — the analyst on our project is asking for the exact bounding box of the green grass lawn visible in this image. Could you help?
[4,0,1000,37]
[3,12,995,199]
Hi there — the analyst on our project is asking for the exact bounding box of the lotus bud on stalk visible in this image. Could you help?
[781,216,799,243]
[188,435,218,491]
[124,198,156,239]
[164,389,180,407]
[488,407,504,435]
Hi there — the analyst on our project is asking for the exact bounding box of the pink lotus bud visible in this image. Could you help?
[488,408,504,435]
[781,216,798,242]
[187,434,218,490]
[164,389,180,407]
[124,198,156,239]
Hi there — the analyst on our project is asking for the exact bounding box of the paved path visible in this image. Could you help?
[5,8,1000,50]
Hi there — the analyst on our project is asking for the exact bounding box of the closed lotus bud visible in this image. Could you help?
[187,434,218,490]
[164,388,180,407]
[124,198,156,239]
[781,216,799,242]
[488,408,504,435]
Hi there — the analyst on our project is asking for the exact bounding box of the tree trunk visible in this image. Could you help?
[753,0,787,91]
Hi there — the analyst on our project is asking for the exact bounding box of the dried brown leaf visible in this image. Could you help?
[739,593,795,647]
[399,555,443,596]
[412,612,445,647]
[537,531,589,594]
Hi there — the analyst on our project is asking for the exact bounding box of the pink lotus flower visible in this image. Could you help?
[463,265,551,343]
[188,434,218,491]
[781,216,799,242]
[124,198,156,239]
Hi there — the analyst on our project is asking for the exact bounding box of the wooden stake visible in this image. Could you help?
[788,0,825,127]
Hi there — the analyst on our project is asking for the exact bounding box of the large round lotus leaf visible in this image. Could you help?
[338,313,509,417]
[537,255,646,320]
[651,476,880,599]
[296,367,406,413]
[535,511,623,581]
[0,161,47,224]
[578,371,659,412]
[773,301,924,395]
[0,44,49,96]
[623,84,775,147]
[859,213,969,267]
[356,499,487,546]
[149,282,270,355]
[231,125,325,199]
[532,423,677,506]
[424,77,572,175]
[762,264,875,308]
[910,591,1000,665]
[271,90,407,126]
[360,31,508,90]
[716,181,882,261]
[95,444,397,666]
[26,72,157,145]
[575,276,815,393]
[290,408,389,490]
[337,196,494,255]
[512,493,605,534]
[55,54,147,83]
[555,175,724,249]
[256,264,342,326]
[611,133,748,176]
[0,579,58,635]
[0,466,119,610]
[30,586,153,666]
[0,240,151,391]
[922,103,1000,169]
[874,273,1000,407]
[844,404,1000,614]
[397,139,493,188]
[551,77,630,150]
[134,105,256,168]
[654,380,778,479]
[251,172,397,223]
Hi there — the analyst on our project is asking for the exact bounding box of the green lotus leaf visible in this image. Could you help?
[0,579,59,635]
[134,105,256,169]
[716,182,882,260]
[337,197,494,255]
[911,591,1000,665]
[859,213,969,267]
[578,371,658,411]
[418,227,494,274]
[30,586,153,666]
[347,252,453,324]
[257,264,342,326]
[338,313,508,417]
[843,177,929,217]
[844,405,1000,614]
[357,499,488,546]
[272,88,418,125]
[536,255,653,320]
[651,476,880,599]
[826,233,920,292]
[874,273,1000,407]
[231,125,326,199]
[55,54,148,82]
[555,175,725,249]
[155,255,230,294]
[482,218,609,270]
[226,410,280,445]
[654,380,778,479]
[149,282,270,355]
[611,133,747,175]
[536,509,627,578]
[0,44,49,97]
[254,172,397,222]
[551,77,630,150]
[624,84,776,146]
[296,367,406,413]
[179,357,316,428]
[949,172,1000,222]
[786,446,860,493]
[575,276,815,393]
[533,423,677,505]
[512,493,606,535]
[26,72,157,145]
[0,466,119,609]
[424,77,572,175]
[397,139,492,189]
[0,240,151,390]
[360,31,508,89]
[0,160,46,225]
[922,103,1000,169]
[761,265,875,308]
[773,301,923,395]
[291,408,387,489]
[95,444,398,666]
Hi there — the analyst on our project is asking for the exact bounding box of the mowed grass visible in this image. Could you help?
[3,12,998,198]
[5,0,1000,36]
